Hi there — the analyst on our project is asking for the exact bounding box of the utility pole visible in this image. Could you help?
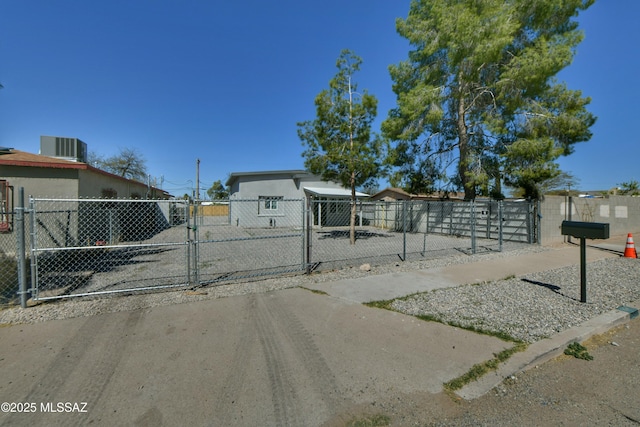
[196,159,200,201]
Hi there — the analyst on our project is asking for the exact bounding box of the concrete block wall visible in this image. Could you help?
[540,195,640,244]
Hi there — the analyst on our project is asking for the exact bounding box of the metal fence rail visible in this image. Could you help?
[0,194,538,307]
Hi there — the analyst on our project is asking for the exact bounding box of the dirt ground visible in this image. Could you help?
[324,317,640,427]
[1,287,637,427]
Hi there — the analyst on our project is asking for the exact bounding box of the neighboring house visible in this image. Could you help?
[226,170,369,227]
[0,140,172,246]
[370,187,413,202]
[0,147,170,201]
[370,187,465,201]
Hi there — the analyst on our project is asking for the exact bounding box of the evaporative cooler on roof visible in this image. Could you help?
[39,135,87,163]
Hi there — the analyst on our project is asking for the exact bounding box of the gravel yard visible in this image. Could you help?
[392,256,640,343]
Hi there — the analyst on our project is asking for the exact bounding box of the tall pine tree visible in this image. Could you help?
[298,50,384,244]
[383,0,596,200]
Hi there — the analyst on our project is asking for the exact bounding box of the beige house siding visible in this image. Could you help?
[0,149,169,200]
[77,169,151,198]
[0,165,79,198]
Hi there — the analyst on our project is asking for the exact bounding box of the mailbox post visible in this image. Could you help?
[560,221,610,303]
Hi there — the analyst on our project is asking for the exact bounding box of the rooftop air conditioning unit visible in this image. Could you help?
[40,135,87,163]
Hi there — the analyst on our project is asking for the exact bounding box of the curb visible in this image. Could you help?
[456,299,640,400]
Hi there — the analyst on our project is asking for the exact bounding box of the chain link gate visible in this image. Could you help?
[191,198,306,286]
[29,197,192,300]
[27,197,307,301]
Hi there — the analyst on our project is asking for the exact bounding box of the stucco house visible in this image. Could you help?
[1,140,172,245]
[226,170,369,227]
[0,146,169,201]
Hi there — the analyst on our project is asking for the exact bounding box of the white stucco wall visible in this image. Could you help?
[228,172,347,228]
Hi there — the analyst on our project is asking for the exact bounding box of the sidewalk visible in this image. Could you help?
[304,238,640,400]
[304,243,620,304]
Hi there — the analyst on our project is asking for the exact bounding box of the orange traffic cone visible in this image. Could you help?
[624,233,637,258]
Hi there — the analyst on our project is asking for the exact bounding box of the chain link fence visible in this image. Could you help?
[307,199,536,271]
[0,194,538,307]
[0,185,28,308]
[195,199,306,284]
[0,210,21,307]
[307,199,463,270]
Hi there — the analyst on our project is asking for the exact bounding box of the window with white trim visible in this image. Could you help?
[259,196,283,214]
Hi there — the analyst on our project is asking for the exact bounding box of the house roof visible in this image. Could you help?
[370,187,465,201]
[303,187,369,198]
[0,148,172,197]
[0,148,87,169]
[370,187,413,201]
[226,169,371,198]
[226,169,310,187]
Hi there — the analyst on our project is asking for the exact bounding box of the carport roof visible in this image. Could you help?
[303,187,369,198]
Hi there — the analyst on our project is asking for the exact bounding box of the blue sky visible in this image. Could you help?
[1,0,637,197]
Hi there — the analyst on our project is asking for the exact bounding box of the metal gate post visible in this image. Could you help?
[186,202,192,285]
[301,198,306,272]
[16,188,28,308]
[536,199,542,245]
[470,201,476,254]
[305,197,313,274]
[29,197,37,301]
[486,201,491,239]
[421,201,428,256]
[401,200,407,261]
[498,200,503,252]
[193,200,200,285]
[527,200,533,244]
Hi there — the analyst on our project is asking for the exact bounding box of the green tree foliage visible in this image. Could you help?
[206,180,229,200]
[92,147,148,181]
[298,50,384,244]
[383,0,596,200]
[617,180,640,196]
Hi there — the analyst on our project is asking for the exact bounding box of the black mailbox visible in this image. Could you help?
[561,221,610,240]
[560,221,610,303]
